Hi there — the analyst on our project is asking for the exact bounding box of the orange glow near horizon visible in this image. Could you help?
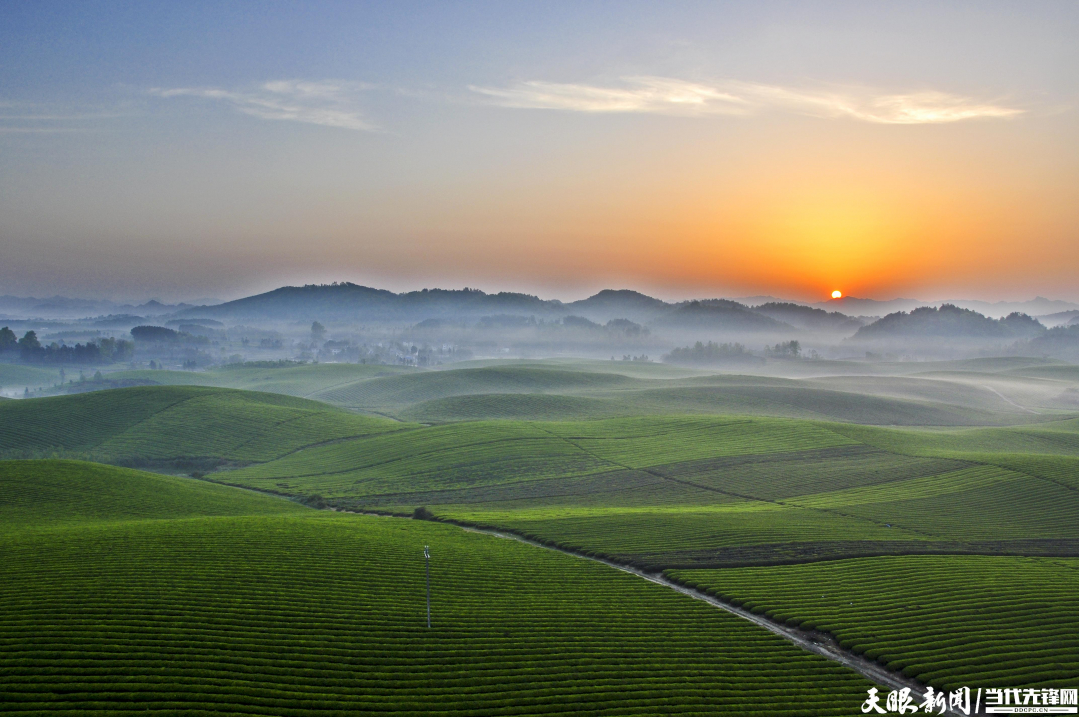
[3,69,1077,303]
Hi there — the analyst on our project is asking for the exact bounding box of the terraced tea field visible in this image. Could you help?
[93,357,1079,425]
[310,364,1061,425]
[0,385,408,466]
[669,555,1079,690]
[4,378,1079,703]
[196,409,1079,569]
[0,460,875,715]
[107,361,416,399]
[0,459,306,526]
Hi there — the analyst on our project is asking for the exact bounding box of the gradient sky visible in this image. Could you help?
[1,1,1077,303]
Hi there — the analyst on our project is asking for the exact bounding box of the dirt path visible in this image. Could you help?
[983,384,1040,414]
[342,509,967,715]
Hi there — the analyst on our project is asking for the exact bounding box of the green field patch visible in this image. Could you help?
[0,385,408,466]
[595,384,1006,426]
[348,467,741,511]
[94,391,402,463]
[400,392,633,422]
[970,452,1079,490]
[224,421,607,485]
[828,419,1079,458]
[651,446,970,501]
[436,503,927,569]
[0,462,873,714]
[819,472,1079,542]
[314,365,638,410]
[0,385,200,453]
[546,416,857,468]
[110,362,415,397]
[218,416,861,502]
[785,465,1018,508]
[0,460,305,528]
[671,555,1079,690]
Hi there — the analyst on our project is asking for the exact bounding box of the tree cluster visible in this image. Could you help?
[0,328,133,364]
[131,325,209,344]
[764,340,801,358]
[664,341,762,365]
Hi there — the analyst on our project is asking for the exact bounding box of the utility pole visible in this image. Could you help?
[424,545,431,628]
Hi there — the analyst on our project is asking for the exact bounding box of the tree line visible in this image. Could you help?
[0,328,134,364]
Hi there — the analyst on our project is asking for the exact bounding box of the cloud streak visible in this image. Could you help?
[151,80,377,131]
[471,76,1023,124]
[0,102,130,133]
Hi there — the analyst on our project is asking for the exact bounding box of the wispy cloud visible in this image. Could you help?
[0,101,128,133]
[471,76,1023,124]
[151,80,378,131]
[471,77,752,116]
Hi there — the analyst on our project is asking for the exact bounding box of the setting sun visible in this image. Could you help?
[831,290,842,299]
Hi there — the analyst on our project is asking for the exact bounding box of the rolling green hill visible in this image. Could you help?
[107,361,415,399]
[670,555,1079,690]
[60,357,1079,425]
[3,358,1077,704]
[0,459,304,527]
[5,386,1078,570]
[312,364,636,410]
[0,385,410,468]
[318,364,1065,425]
[0,459,873,714]
[196,412,1079,571]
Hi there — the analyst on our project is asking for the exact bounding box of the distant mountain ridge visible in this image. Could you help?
[753,302,865,332]
[0,295,207,320]
[178,283,797,331]
[815,295,1078,320]
[5,285,1076,344]
[165,283,1079,338]
[852,304,1046,341]
[662,300,792,332]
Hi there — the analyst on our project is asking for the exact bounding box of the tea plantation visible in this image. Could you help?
[4,379,1079,700]
[0,460,875,715]
[0,386,409,467]
[668,555,1079,691]
[84,358,1078,425]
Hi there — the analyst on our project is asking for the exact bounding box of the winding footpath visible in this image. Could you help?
[438,517,969,716]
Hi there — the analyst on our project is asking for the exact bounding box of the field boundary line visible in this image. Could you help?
[244,434,615,481]
[534,424,947,543]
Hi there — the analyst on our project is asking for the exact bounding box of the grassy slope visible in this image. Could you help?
[669,555,1079,691]
[7,384,1074,567]
[0,385,409,465]
[327,365,1057,425]
[0,460,871,715]
[0,459,304,527]
[0,364,63,394]
[207,414,1079,569]
[78,358,1079,426]
[111,361,415,397]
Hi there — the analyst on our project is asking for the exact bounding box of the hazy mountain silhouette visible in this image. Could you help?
[753,302,864,333]
[0,295,193,320]
[817,295,1078,320]
[564,289,669,322]
[853,305,1046,340]
[659,300,792,332]
[179,283,814,332]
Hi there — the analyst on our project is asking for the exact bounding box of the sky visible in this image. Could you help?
[1,1,1077,303]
